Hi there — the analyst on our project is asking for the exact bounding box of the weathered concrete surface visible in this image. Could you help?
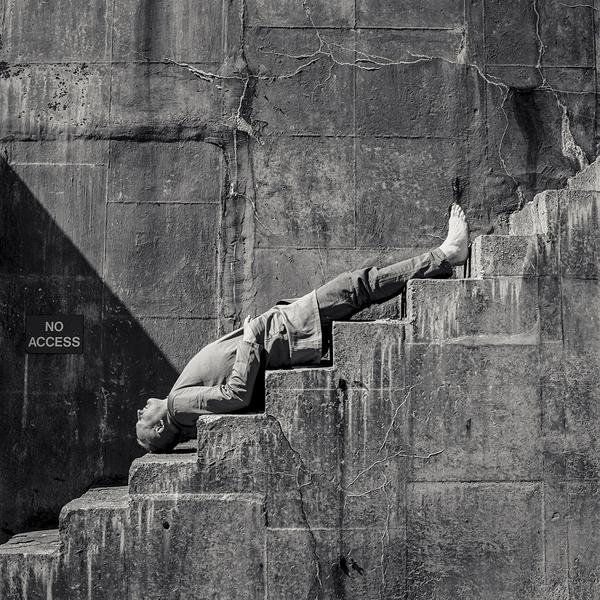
[559,191,600,279]
[108,141,222,205]
[569,155,600,191]
[0,530,59,600]
[252,136,355,247]
[58,487,129,599]
[471,234,541,277]
[128,493,266,600]
[104,202,220,317]
[407,277,540,343]
[542,347,600,481]
[2,184,600,597]
[1,0,600,583]
[406,482,543,599]
[128,452,199,495]
[266,527,406,599]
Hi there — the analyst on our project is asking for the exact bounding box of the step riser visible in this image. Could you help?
[560,192,600,279]
[58,488,129,599]
[128,455,198,495]
[509,190,559,237]
[510,190,600,279]
[0,553,58,600]
[568,157,600,191]
[471,235,544,278]
[407,278,541,344]
[60,509,129,600]
[129,415,272,495]
[128,494,265,600]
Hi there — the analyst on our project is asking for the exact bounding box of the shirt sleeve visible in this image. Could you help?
[167,339,263,429]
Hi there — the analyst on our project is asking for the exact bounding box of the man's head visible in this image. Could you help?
[136,397,181,453]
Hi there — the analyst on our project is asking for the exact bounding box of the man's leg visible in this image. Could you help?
[315,247,451,321]
[316,204,469,322]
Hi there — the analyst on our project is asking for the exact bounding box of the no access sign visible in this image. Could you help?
[26,316,84,354]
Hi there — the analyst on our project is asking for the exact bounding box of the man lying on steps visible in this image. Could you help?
[136,204,469,453]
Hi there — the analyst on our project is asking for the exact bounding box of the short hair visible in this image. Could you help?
[136,419,182,453]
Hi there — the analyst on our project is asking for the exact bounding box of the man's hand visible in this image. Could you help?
[242,315,263,344]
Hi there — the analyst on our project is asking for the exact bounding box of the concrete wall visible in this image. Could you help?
[0,0,597,539]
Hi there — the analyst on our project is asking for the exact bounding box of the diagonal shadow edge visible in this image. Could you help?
[0,155,181,542]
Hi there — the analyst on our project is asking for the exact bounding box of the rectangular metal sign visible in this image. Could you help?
[25,315,84,354]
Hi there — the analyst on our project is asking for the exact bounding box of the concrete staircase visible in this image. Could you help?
[2,172,599,598]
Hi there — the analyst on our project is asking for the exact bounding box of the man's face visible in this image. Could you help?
[136,397,168,434]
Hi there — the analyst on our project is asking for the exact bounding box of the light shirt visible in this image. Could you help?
[167,291,322,433]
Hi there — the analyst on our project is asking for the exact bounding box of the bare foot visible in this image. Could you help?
[439,204,469,266]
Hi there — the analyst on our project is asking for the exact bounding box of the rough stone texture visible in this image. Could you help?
[564,481,600,599]
[245,28,355,136]
[266,527,406,599]
[2,0,600,590]
[559,191,600,279]
[265,386,342,528]
[246,0,354,27]
[510,190,560,237]
[112,0,224,63]
[406,482,543,599]
[407,278,540,343]
[356,0,463,28]
[355,138,471,248]
[128,452,199,494]
[109,62,222,134]
[568,155,600,191]
[108,141,222,204]
[355,44,476,138]
[128,493,266,600]
[0,530,59,600]
[471,234,541,277]
[104,202,220,317]
[3,182,600,596]
[252,136,355,248]
[196,414,273,493]
[58,487,130,599]
[333,320,409,390]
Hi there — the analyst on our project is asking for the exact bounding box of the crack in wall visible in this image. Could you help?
[265,412,324,598]
[376,385,413,455]
[531,0,590,176]
[35,0,590,225]
[377,474,391,600]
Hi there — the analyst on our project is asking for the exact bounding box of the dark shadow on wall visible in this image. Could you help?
[507,87,583,200]
[0,157,179,542]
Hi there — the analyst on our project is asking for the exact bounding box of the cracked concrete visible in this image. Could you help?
[0,0,600,594]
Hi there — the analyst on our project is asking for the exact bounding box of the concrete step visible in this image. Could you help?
[129,414,272,494]
[59,484,265,599]
[509,190,558,237]
[59,486,129,599]
[331,319,408,390]
[27,486,267,599]
[129,452,198,494]
[471,234,542,277]
[407,277,539,344]
[567,156,600,191]
[558,190,600,279]
[127,492,266,600]
[510,189,600,279]
[0,530,59,599]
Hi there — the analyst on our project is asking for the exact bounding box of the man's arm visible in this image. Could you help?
[167,317,264,428]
